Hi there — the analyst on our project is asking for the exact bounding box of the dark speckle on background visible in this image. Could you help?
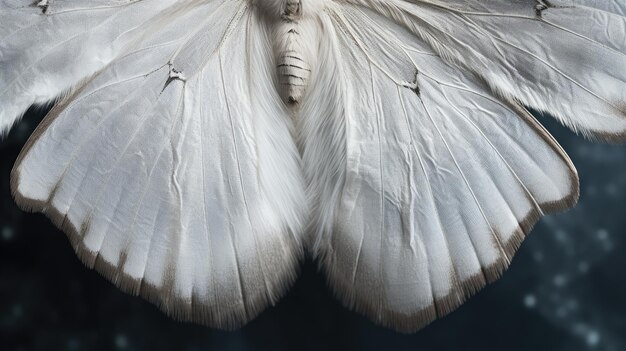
[1,107,625,351]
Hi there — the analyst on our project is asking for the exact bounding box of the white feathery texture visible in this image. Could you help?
[8,0,307,329]
[0,0,180,135]
[307,3,579,331]
[348,0,626,141]
[1,0,625,332]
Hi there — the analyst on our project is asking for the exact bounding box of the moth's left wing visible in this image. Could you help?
[303,3,578,332]
[10,1,306,329]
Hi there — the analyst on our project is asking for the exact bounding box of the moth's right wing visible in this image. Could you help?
[9,1,307,329]
[302,3,579,332]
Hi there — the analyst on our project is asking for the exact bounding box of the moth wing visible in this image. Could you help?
[0,0,185,134]
[302,4,579,331]
[10,1,306,329]
[365,0,626,141]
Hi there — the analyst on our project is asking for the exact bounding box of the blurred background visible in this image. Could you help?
[1,107,625,351]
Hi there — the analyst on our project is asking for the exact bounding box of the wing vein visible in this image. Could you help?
[219,47,250,319]
[197,69,217,314]
[370,63,386,317]
[397,85,462,306]
[417,93,509,266]
[435,82,543,216]
[132,84,186,288]
[47,67,168,211]
[491,36,622,112]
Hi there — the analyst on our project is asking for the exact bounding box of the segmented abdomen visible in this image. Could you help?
[277,48,311,104]
[275,0,311,106]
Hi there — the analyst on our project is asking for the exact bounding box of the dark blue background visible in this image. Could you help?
[1,107,625,351]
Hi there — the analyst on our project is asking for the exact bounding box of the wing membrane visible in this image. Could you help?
[304,4,578,331]
[349,0,626,141]
[11,2,307,329]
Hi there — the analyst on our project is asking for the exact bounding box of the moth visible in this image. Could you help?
[1,0,625,332]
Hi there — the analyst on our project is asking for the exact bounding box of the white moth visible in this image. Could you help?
[1,0,625,332]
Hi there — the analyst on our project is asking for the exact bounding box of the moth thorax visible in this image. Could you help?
[282,0,302,20]
[255,0,325,19]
